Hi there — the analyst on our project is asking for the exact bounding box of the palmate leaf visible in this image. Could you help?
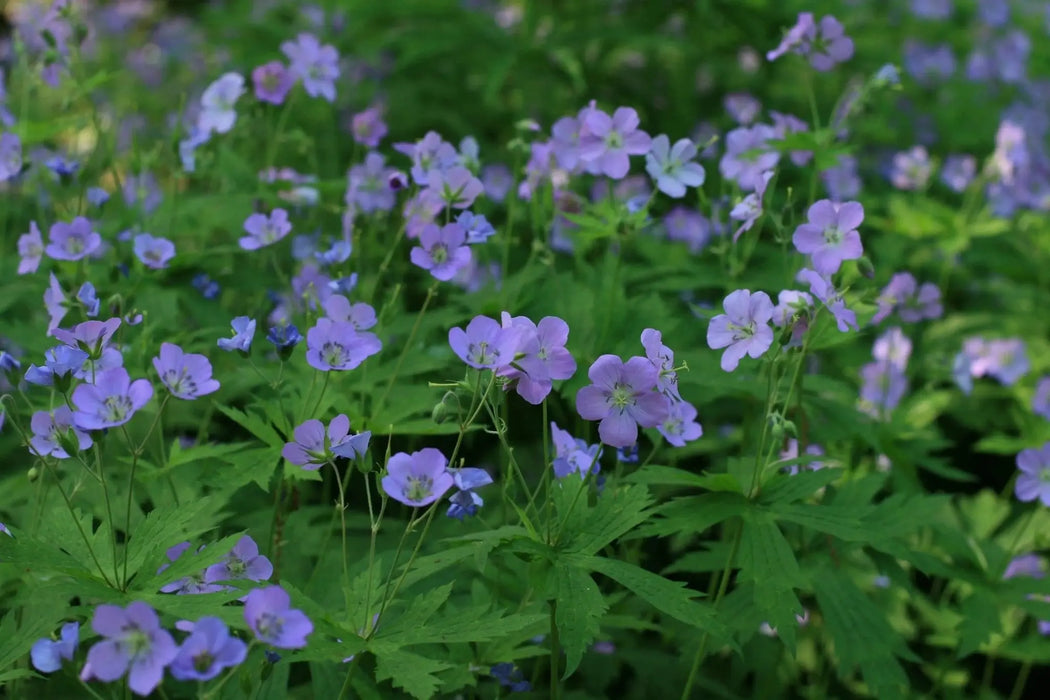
[956,588,1002,658]
[553,561,606,679]
[0,607,68,674]
[214,403,285,448]
[123,496,224,583]
[736,513,804,650]
[560,483,653,556]
[638,492,749,538]
[758,468,843,505]
[372,643,452,700]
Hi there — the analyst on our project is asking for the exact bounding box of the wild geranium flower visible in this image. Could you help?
[941,154,976,192]
[791,199,864,276]
[448,315,520,370]
[578,106,652,179]
[82,602,177,696]
[251,61,294,105]
[0,132,22,181]
[797,269,858,332]
[410,223,472,281]
[31,622,79,673]
[52,318,122,359]
[422,166,484,210]
[192,273,220,299]
[802,15,855,71]
[663,207,712,253]
[720,125,781,191]
[657,400,703,447]
[77,282,100,317]
[872,327,912,371]
[240,209,292,250]
[482,163,513,202]
[29,406,92,459]
[133,233,176,269]
[18,222,43,274]
[707,290,775,372]
[322,295,376,331]
[24,345,88,387]
[645,135,706,198]
[72,368,153,430]
[725,93,761,125]
[198,73,245,135]
[1033,377,1050,421]
[266,324,302,354]
[871,272,942,324]
[779,439,826,475]
[730,170,774,241]
[243,586,313,649]
[491,663,532,693]
[446,467,494,520]
[772,290,814,347]
[576,354,670,448]
[822,155,861,200]
[770,111,812,166]
[346,152,397,213]
[382,448,455,506]
[282,33,340,102]
[304,318,382,371]
[168,617,247,682]
[350,106,388,148]
[497,314,576,404]
[890,146,932,190]
[158,541,221,595]
[123,172,163,214]
[217,316,256,353]
[456,211,496,244]
[641,328,681,400]
[46,217,101,262]
[204,535,273,587]
[395,131,458,186]
[859,361,908,417]
[283,414,371,469]
[1015,443,1050,506]
[153,343,220,400]
[767,12,816,62]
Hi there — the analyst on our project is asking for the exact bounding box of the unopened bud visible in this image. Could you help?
[28,467,40,482]
[856,255,876,279]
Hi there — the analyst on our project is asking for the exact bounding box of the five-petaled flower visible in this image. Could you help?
[382,447,455,506]
[82,602,177,696]
[153,343,221,400]
[706,290,775,372]
[576,354,670,448]
[72,368,153,430]
[410,223,473,281]
[243,586,313,649]
[304,318,382,371]
[1015,442,1050,506]
[791,199,864,276]
[168,617,247,681]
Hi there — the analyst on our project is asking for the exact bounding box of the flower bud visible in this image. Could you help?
[28,466,40,482]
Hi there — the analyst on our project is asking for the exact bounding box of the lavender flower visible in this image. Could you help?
[551,422,603,479]
[217,317,256,353]
[657,400,703,447]
[52,318,122,359]
[873,327,912,372]
[640,328,681,400]
[24,345,88,387]
[157,541,220,595]
[481,164,513,201]
[382,448,455,506]
[578,106,652,179]
[204,535,273,587]
[872,273,942,324]
[252,61,294,105]
[725,93,762,125]
[267,324,302,353]
[31,622,79,673]
[859,361,908,417]
[663,207,711,253]
[71,368,152,430]
[350,106,388,148]
[322,296,376,330]
[395,131,458,186]
[346,152,397,213]
[45,217,101,262]
[1033,377,1050,421]
[304,318,382,371]
[192,273,220,299]
[0,132,21,181]
[198,73,245,135]
[18,222,44,274]
[804,15,855,71]
[243,586,313,648]
[1015,443,1050,506]
[729,170,774,241]
[645,135,706,198]
[707,290,775,371]
[83,602,177,696]
[153,343,220,400]
[497,314,576,404]
[283,414,371,469]
[772,290,814,347]
[576,354,669,448]
[941,155,976,192]
[449,315,520,370]
[779,439,826,475]
[77,283,100,317]
[890,146,932,190]
[169,617,247,681]
[797,269,858,332]
[791,199,864,276]
[29,406,92,459]
[720,125,780,191]
[133,233,176,269]
[282,33,339,102]
[410,223,472,281]
[240,209,292,250]
[771,111,812,166]
[446,467,494,520]
[422,166,484,210]
[491,663,531,693]
[766,12,816,62]
[456,211,496,244]
[822,155,861,201]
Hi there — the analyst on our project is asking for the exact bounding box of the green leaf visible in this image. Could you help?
[956,588,1002,658]
[639,492,749,538]
[561,483,652,555]
[214,404,285,448]
[767,503,869,541]
[372,644,452,699]
[124,497,223,582]
[553,561,606,678]
[737,513,803,650]
[759,468,844,505]
[378,583,453,641]
[625,465,741,492]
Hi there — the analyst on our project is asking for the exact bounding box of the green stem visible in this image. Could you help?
[370,282,438,423]
[549,600,562,700]
[1007,660,1032,700]
[120,425,140,587]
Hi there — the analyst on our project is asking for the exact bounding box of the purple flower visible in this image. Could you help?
[283,414,371,469]
[198,73,245,135]
[24,345,88,387]
[791,199,864,276]
[18,222,44,274]
[551,422,603,478]
[169,617,247,681]
[0,132,22,181]
[481,164,513,202]
[151,343,219,400]
[497,314,576,404]
[725,93,762,125]
[640,328,680,400]
[29,406,92,459]
[576,354,670,448]
[645,135,706,198]
[719,125,780,192]
[729,170,774,242]
[304,318,382,371]
[350,106,388,148]
[890,146,932,190]
[133,233,176,270]
[422,166,484,210]
[243,586,313,649]
[770,111,812,166]
[346,152,397,213]
[657,400,703,447]
[1015,443,1050,506]
[77,282,100,317]
[779,439,826,475]
[252,61,294,105]
[31,622,79,673]
[192,273,220,299]
[456,211,496,244]
[267,324,302,352]
[204,535,273,587]
[72,368,153,430]
[822,155,861,201]
[911,0,952,19]
[83,602,177,696]
[53,318,122,359]
[395,131,458,186]
[1004,554,1045,580]
[240,209,292,250]
[772,290,814,347]
[1033,377,1050,421]
[282,33,339,102]
[663,207,711,253]
[410,223,472,281]
[859,361,908,417]
[45,217,101,262]
[123,172,162,214]
[578,106,652,180]
[706,290,775,372]
[382,448,455,506]
[448,315,520,370]
[767,12,816,62]
[491,663,531,693]
[804,15,855,71]
[157,541,221,595]
[446,467,494,520]
[941,154,976,192]
[796,269,858,332]
[872,273,942,324]
[322,295,376,331]
[217,316,256,353]
[873,327,912,372]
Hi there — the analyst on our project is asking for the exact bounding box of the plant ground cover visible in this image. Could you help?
[2,0,1050,697]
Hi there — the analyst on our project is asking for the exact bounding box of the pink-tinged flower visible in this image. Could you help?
[133,233,176,269]
[198,73,245,135]
[796,269,858,332]
[707,290,775,372]
[82,602,177,696]
[578,106,652,179]
[45,217,101,261]
[382,447,455,506]
[152,343,220,400]
[576,354,670,448]
[449,315,520,370]
[350,106,388,148]
[791,199,864,276]
[72,368,153,430]
[18,221,44,274]
[497,314,576,404]
[410,223,472,281]
[657,400,703,447]
[252,61,294,105]
[282,414,371,469]
[240,209,292,250]
[1015,443,1050,506]
[243,586,313,648]
[281,33,339,102]
[304,318,382,372]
